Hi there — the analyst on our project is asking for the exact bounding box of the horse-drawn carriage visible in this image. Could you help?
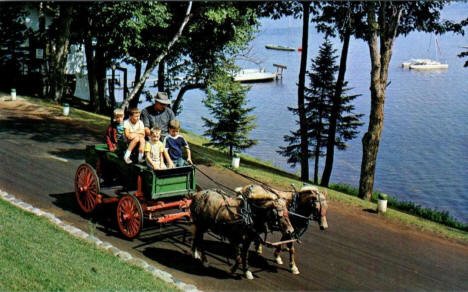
[74,144,328,279]
[74,144,196,239]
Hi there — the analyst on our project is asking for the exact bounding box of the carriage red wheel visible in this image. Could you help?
[74,163,100,214]
[117,195,143,239]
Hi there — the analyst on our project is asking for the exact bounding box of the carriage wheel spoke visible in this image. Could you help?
[117,196,143,238]
[75,164,100,214]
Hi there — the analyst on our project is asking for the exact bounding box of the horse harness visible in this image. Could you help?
[287,190,324,238]
[194,189,254,228]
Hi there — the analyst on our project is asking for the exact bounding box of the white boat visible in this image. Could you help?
[401,59,448,70]
[233,68,277,82]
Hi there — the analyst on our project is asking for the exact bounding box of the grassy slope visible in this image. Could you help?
[18,95,468,243]
[0,199,178,291]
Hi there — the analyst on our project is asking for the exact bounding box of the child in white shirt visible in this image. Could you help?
[145,127,169,170]
[123,107,145,164]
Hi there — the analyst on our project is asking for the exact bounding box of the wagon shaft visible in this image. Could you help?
[153,211,191,224]
[146,199,192,212]
[263,238,297,248]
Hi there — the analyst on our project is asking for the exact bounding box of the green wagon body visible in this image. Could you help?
[75,144,196,238]
[85,144,196,199]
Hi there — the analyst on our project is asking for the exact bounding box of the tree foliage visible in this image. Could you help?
[0,3,30,90]
[458,17,468,67]
[202,72,257,157]
[164,2,261,114]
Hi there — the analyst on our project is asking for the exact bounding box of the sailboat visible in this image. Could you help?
[401,36,448,70]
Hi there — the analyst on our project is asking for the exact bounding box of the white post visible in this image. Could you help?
[63,103,70,116]
[11,88,16,101]
[232,156,240,169]
[377,193,388,214]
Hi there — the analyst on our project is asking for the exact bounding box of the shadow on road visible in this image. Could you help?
[143,246,234,279]
[0,116,101,145]
[48,191,285,279]
[49,148,87,160]
[363,208,378,214]
[49,192,117,231]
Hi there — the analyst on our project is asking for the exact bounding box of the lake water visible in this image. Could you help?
[135,4,468,223]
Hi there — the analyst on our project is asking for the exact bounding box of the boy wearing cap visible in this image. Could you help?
[140,92,175,136]
[163,119,192,168]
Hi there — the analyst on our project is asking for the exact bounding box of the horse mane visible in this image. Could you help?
[235,184,278,200]
[299,185,318,192]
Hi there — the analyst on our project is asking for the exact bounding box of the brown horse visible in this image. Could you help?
[235,184,328,275]
[190,187,294,280]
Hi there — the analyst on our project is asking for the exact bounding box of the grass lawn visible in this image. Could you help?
[0,199,179,291]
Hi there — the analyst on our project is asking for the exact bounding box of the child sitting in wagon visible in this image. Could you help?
[123,107,146,164]
[163,119,192,168]
[145,126,170,170]
[105,108,125,153]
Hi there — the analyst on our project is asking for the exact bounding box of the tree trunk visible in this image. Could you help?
[321,27,351,187]
[314,143,320,184]
[121,2,192,109]
[38,2,48,98]
[158,58,165,92]
[129,62,142,109]
[49,4,73,102]
[298,2,310,181]
[172,83,204,115]
[359,3,402,200]
[84,36,99,112]
[96,49,108,114]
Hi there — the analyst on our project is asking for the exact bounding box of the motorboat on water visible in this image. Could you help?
[233,68,277,82]
[401,59,448,70]
[265,44,296,51]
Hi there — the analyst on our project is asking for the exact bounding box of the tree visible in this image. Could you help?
[70,2,174,112]
[357,2,462,200]
[313,2,366,187]
[121,2,193,110]
[47,3,73,102]
[0,4,29,91]
[296,1,311,181]
[257,2,320,181]
[280,38,363,185]
[458,17,468,67]
[202,72,257,157]
[279,39,334,184]
[161,2,261,115]
[305,40,335,184]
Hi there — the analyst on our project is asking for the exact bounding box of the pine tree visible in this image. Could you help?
[334,85,364,151]
[279,39,335,183]
[279,38,362,184]
[304,39,336,184]
[202,73,257,157]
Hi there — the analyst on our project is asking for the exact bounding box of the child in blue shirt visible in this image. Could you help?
[163,119,192,168]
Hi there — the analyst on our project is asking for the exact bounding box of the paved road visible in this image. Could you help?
[1,99,468,291]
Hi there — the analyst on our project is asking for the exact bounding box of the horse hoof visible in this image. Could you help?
[291,266,300,275]
[245,270,254,280]
[202,261,210,268]
[275,257,283,265]
[193,250,201,260]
